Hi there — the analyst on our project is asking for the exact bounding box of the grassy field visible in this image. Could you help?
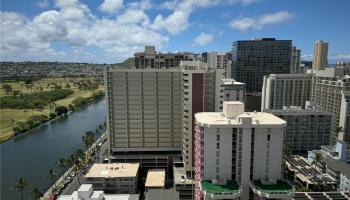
[0,78,104,142]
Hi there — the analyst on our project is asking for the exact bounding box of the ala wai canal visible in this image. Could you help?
[0,99,106,200]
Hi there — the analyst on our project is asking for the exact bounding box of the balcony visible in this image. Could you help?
[250,180,294,199]
[200,180,241,199]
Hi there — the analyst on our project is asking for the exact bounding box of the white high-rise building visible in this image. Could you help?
[194,101,294,200]
[261,74,312,111]
[312,40,328,70]
[180,61,246,172]
[310,72,350,143]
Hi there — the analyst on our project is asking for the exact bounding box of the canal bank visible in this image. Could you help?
[0,98,106,200]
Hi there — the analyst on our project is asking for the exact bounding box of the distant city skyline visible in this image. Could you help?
[1,0,350,63]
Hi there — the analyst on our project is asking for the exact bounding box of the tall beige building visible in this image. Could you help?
[312,40,328,70]
[105,68,182,152]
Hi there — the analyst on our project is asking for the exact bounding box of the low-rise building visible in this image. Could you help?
[173,166,194,200]
[145,189,179,200]
[57,184,140,200]
[84,163,139,194]
[145,169,165,191]
[308,142,350,191]
[292,192,350,199]
[266,105,333,155]
[285,155,336,191]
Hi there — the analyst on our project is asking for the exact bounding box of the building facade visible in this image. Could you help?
[312,41,328,70]
[267,105,333,155]
[310,73,350,143]
[194,101,294,199]
[222,78,246,104]
[261,74,312,111]
[231,38,292,92]
[291,46,301,74]
[180,62,246,172]
[106,68,182,153]
[134,46,199,69]
[201,52,232,77]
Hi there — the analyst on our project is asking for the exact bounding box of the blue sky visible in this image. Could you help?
[1,0,349,63]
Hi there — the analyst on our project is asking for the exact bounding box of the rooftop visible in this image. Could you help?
[173,167,193,185]
[85,163,139,178]
[292,192,350,200]
[57,184,140,200]
[201,180,240,194]
[221,78,245,86]
[251,180,293,194]
[146,189,179,200]
[323,156,350,177]
[195,111,286,127]
[145,169,165,188]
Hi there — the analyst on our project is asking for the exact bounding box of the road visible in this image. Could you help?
[60,138,108,196]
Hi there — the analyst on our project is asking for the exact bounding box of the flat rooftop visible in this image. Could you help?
[201,180,240,194]
[251,180,293,193]
[85,163,139,178]
[58,193,140,200]
[145,169,165,187]
[173,167,193,185]
[195,112,286,127]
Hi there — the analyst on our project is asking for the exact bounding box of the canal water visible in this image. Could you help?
[0,99,106,200]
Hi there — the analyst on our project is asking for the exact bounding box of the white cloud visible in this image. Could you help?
[229,11,294,31]
[127,0,152,10]
[1,0,258,63]
[0,0,167,63]
[35,0,50,8]
[193,32,213,46]
[99,0,123,14]
[153,0,258,35]
[329,53,350,60]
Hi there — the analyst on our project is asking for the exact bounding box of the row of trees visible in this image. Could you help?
[71,91,104,110]
[12,106,69,134]
[11,90,104,136]
[13,122,107,200]
[0,89,73,109]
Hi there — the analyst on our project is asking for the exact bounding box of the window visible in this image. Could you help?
[216,159,220,165]
[216,128,220,133]
[217,143,220,149]
[267,134,270,141]
[216,151,220,157]
[217,134,220,141]
[216,167,220,173]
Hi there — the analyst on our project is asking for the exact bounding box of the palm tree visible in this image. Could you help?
[48,102,56,114]
[15,177,29,200]
[48,169,57,189]
[56,158,67,174]
[82,131,95,150]
[30,188,43,200]
[312,152,323,191]
[73,158,83,186]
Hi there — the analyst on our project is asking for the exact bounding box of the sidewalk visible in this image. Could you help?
[41,132,107,200]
